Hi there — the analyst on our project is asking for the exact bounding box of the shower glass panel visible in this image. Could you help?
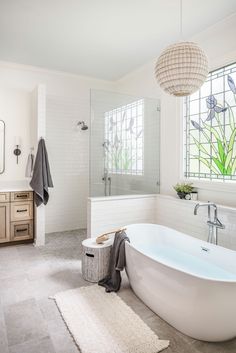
[90,90,160,197]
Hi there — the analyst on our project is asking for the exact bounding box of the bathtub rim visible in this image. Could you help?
[124,223,236,284]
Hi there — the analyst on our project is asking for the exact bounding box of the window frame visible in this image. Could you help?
[180,56,236,193]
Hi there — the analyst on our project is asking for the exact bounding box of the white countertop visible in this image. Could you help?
[0,187,32,192]
[0,180,32,192]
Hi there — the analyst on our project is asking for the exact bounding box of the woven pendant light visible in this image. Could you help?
[155,1,208,97]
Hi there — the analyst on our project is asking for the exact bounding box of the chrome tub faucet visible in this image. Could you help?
[194,201,225,245]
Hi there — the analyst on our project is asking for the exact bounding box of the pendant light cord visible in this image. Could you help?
[180,0,183,40]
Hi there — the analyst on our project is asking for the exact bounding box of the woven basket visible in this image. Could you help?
[155,41,208,97]
[82,240,112,283]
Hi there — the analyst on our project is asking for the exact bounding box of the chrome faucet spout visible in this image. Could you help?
[193,201,225,245]
[193,202,214,216]
[193,203,200,215]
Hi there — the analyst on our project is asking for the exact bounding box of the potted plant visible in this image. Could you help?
[173,182,194,200]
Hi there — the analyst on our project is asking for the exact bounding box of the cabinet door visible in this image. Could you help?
[0,203,10,243]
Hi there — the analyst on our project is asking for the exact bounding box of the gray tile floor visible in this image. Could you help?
[0,229,235,353]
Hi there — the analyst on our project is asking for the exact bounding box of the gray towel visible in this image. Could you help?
[30,138,53,207]
[98,230,130,292]
[25,153,34,178]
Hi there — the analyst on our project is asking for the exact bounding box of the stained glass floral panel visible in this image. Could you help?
[184,62,236,181]
[104,99,144,175]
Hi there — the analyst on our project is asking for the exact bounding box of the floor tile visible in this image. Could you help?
[118,287,155,320]
[0,308,9,353]
[30,269,85,300]
[0,246,20,262]
[47,315,79,353]
[0,262,25,280]
[9,337,55,353]
[37,298,61,322]
[193,339,236,353]
[145,314,198,353]
[0,274,34,306]
[4,298,48,347]
[17,245,46,268]
[0,247,24,280]
[25,261,54,281]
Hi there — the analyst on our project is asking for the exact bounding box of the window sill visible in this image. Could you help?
[183,178,236,193]
[157,194,236,213]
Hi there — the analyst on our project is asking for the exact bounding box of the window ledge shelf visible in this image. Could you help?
[157,194,236,213]
[183,179,236,193]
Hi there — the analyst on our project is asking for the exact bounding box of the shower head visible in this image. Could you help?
[77,121,88,131]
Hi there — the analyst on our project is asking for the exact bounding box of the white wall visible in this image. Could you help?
[115,14,236,208]
[31,84,47,246]
[0,62,114,233]
[0,85,32,180]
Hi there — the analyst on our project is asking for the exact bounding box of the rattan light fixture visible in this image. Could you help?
[155,1,208,97]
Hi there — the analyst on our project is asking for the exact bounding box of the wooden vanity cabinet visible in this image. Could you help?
[0,203,10,243]
[10,191,33,202]
[0,192,10,203]
[11,220,33,241]
[0,191,34,245]
[11,201,33,222]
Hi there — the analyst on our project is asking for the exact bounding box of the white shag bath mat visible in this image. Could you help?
[53,285,169,353]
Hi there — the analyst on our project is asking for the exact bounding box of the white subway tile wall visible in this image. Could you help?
[88,195,157,237]
[156,195,236,250]
[88,194,236,250]
[46,95,89,233]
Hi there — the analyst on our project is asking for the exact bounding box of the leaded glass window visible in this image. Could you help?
[104,99,144,175]
[184,62,236,181]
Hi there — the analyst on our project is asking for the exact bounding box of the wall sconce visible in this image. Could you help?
[13,136,21,164]
[77,121,88,131]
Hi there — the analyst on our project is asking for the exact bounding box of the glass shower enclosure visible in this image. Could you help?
[90,89,160,197]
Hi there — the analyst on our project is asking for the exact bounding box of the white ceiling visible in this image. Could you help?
[0,0,236,80]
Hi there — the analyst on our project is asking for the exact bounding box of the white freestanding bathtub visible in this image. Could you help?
[125,223,236,342]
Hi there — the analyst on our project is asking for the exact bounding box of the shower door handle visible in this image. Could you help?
[102,176,108,196]
[108,177,111,196]
[102,176,111,196]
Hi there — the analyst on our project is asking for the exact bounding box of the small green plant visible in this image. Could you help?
[173,182,194,194]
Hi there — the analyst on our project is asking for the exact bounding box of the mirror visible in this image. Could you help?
[0,120,5,174]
